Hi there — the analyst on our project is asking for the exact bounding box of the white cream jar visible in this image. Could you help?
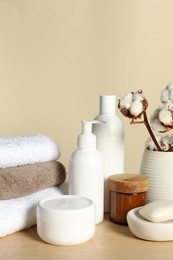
[37,195,96,245]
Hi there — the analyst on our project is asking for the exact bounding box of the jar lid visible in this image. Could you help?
[37,195,95,223]
[108,174,148,193]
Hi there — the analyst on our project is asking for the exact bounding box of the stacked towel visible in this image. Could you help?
[0,182,68,237]
[0,134,67,237]
[0,161,66,200]
[0,134,60,168]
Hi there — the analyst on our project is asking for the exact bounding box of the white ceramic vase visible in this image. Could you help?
[140,149,173,202]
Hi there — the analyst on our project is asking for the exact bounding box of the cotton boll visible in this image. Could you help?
[161,89,169,103]
[167,81,173,91]
[168,134,173,144]
[160,136,171,151]
[123,92,133,104]
[151,119,169,132]
[145,136,162,151]
[145,135,171,151]
[158,109,173,126]
[156,135,162,142]
[130,100,143,116]
[152,102,173,127]
[133,92,144,102]
[161,135,170,143]
[161,82,173,103]
[169,135,173,150]
[161,143,170,151]
[119,99,130,109]
[119,93,133,109]
[145,138,157,151]
[170,91,173,102]
[118,90,148,120]
[150,108,170,132]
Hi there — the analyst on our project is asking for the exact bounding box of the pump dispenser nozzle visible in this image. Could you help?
[78,120,106,149]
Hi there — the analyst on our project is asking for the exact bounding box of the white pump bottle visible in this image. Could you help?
[93,95,124,213]
[68,120,104,224]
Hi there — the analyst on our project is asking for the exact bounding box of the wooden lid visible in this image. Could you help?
[108,174,148,193]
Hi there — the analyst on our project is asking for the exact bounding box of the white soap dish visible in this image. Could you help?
[127,207,173,241]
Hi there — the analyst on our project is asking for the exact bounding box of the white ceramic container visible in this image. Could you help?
[127,207,173,241]
[140,149,173,202]
[37,195,96,246]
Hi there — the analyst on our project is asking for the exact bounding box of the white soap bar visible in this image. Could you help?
[139,200,173,223]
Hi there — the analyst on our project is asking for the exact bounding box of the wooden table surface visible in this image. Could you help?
[0,214,173,260]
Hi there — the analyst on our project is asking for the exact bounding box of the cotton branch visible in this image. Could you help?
[143,111,162,151]
[118,90,162,151]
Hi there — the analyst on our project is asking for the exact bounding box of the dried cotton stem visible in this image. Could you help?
[143,111,162,151]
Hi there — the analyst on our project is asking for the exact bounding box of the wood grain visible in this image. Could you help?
[0,214,172,260]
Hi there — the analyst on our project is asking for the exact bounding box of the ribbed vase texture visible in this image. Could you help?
[140,149,173,202]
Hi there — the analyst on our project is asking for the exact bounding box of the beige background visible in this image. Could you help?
[0,0,172,173]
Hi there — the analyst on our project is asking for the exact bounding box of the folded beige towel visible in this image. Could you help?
[0,161,66,200]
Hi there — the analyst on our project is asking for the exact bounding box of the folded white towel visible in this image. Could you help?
[0,134,60,168]
[0,182,68,237]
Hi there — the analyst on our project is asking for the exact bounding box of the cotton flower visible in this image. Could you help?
[145,136,162,151]
[151,101,173,132]
[145,135,172,151]
[118,83,173,152]
[118,90,148,120]
[161,82,173,103]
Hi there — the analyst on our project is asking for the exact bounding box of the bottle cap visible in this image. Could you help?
[78,120,106,149]
[100,95,116,114]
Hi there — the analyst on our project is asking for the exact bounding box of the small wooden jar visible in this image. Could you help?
[108,174,148,225]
